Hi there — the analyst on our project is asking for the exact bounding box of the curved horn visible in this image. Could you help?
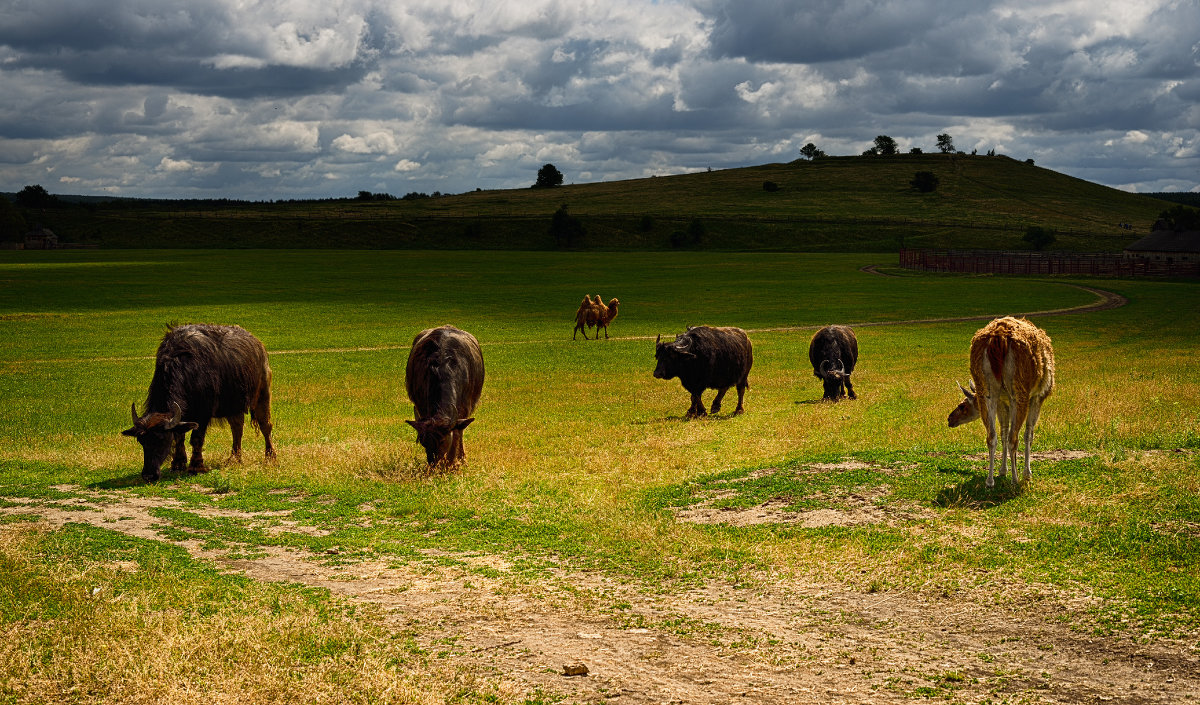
[656,334,661,345]
[820,359,833,373]
[164,401,183,430]
[130,402,139,425]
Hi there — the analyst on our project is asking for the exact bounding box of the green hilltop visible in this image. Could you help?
[22,154,1176,251]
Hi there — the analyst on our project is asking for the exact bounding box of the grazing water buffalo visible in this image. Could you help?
[122,324,275,482]
[653,325,752,418]
[405,325,485,467]
[809,325,858,401]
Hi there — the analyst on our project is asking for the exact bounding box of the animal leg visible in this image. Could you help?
[734,380,747,415]
[983,397,998,489]
[844,375,857,400]
[451,430,466,467]
[686,392,707,419]
[1023,398,1045,483]
[228,414,245,462]
[602,324,609,340]
[1010,397,1031,485]
[710,387,728,415]
[188,421,210,474]
[996,401,1012,486]
[171,435,188,473]
[255,381,276,461]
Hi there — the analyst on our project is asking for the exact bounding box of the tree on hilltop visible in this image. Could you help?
[799,143,826,160]
[936,133,955,153]
[534,164,564,189]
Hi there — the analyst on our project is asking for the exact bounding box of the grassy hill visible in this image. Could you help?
[22,154,1176,252]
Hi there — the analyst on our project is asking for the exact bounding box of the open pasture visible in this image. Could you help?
[1,250,1198,703]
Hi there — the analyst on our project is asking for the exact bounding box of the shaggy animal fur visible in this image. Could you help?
[595,297,619,339]
[122,324,274,482]
[808,325,859,401]
[653,325,753,418]
[405,325,485,468]
[948,317,1055,488]
[573,295,600,340]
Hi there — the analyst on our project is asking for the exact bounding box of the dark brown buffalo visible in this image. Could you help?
[809,325,858,401]
[653,325,752,418]
[122,324,275,482]
[405,325,485,467]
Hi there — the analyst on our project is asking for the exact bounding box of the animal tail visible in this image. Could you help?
[985,332,1009,383]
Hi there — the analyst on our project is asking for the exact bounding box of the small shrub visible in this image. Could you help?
[762,181,779,192]
[1023,226,1056,250]
[910,171,939,193]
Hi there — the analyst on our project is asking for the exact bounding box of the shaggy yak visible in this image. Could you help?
[808,325,859,401]
[653,325,752,418]
[122,324,275,482]
[405,325,485,467]
[572,295,620,340]
[948,316,1055,489]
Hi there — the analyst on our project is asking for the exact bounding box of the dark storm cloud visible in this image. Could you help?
[0,0,1196,198]
[701,0,967,64]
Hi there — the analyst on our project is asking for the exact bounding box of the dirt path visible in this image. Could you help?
[3,491,1195,704]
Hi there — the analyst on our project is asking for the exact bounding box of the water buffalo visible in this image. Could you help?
[809,325,858,401]
[405,325,485,467]
[122,324,275,482]
[653,325,752,418]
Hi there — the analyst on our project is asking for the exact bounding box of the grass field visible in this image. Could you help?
[2,249,1198,703]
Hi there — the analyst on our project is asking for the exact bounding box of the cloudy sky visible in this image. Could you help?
[1,0,1197,199]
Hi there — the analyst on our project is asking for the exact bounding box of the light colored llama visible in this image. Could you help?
[948,317,1055,488]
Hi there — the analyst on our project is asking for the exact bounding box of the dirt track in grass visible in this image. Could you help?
[4,487,1196,704]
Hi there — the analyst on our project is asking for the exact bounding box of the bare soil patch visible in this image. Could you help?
[963,449,1095,462]
[3,489,1197,704]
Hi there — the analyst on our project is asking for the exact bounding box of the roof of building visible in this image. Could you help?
[1124,229,1200,254]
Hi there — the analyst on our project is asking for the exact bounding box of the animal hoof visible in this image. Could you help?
[188,465,210,475]
[142,470,160,483]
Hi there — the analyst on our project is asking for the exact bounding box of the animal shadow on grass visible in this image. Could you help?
[89,472,145,490]
[935,467,1024,509]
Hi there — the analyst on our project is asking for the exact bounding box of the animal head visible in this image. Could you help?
[406,416,474,466]
[121,402,198,481]
[817,359,849,400]
[947,381,981,427]
[607,298,619,309]
[653,333,695,380]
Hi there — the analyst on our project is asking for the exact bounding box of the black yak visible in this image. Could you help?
[809,325,858,401]
[122,324,275,482]
[653,325,752,418]
[405,325,485,467]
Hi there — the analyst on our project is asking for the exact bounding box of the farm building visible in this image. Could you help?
[23,227,58,249]
[1123,225,1200,263]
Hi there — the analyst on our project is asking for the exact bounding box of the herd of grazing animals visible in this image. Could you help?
[123,303,1056,488]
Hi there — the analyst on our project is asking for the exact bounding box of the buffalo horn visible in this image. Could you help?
[130,402,139,425]
[165,401,183,430]
[656,334,661,345]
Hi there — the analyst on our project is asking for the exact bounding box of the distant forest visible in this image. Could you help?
[1147,192,1200,208]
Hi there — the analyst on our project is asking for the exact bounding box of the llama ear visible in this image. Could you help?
[956,381,973,399]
